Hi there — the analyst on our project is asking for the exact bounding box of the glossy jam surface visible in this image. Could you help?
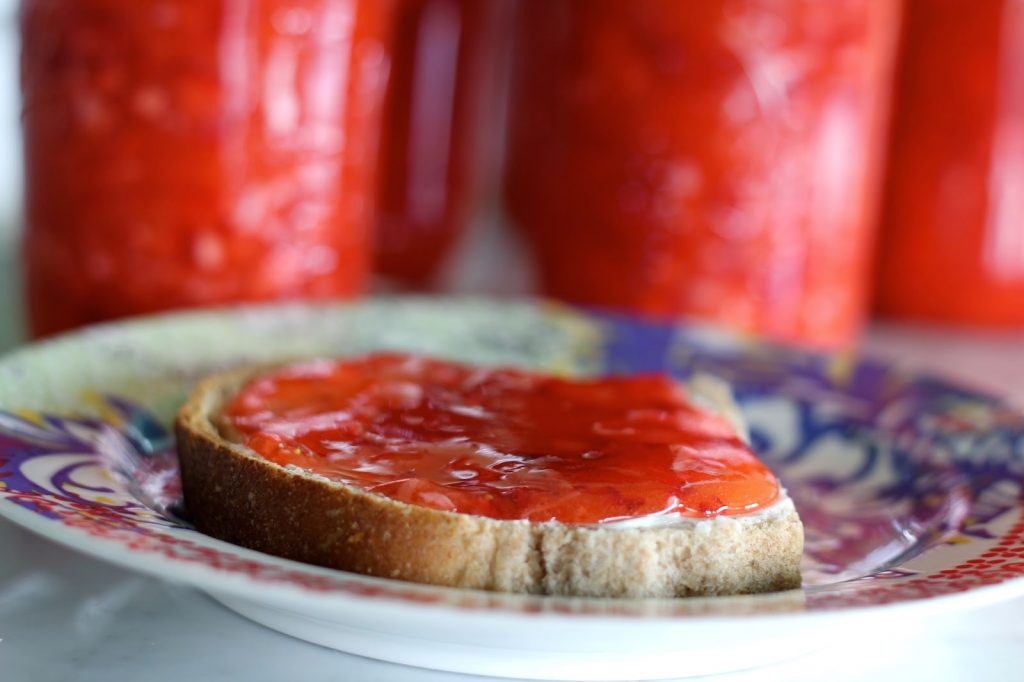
[21,0,395,337]
[223,354,779,524]
[504,0,899,348]
[876,0,1024,325]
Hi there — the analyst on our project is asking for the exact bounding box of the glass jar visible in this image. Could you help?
[504,0,899,348]
[875,0,1024,326]
[374,0,504,287]
[20,0,396,337]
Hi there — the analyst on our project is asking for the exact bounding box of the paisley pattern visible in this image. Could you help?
[0,299,1023,615]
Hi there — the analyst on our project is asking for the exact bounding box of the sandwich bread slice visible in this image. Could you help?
[176,353,803,598]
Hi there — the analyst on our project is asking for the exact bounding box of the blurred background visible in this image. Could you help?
[0,0,22,349]
[4,0,1024,353]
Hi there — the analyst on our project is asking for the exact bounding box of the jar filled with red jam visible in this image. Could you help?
[20,0,396,337]
[876,0,1024,326]
[374,0,506,288]
[504,0,900,348]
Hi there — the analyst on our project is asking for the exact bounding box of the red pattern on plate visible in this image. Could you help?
[809,513,1024,609]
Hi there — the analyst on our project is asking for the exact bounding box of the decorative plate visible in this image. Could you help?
[1,299,1023,681]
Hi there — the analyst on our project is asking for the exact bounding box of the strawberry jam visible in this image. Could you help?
[223,353,779,524]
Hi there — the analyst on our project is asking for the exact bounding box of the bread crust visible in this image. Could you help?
[176,366,803,598]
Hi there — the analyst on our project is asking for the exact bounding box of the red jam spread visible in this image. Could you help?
[223,353,779,524]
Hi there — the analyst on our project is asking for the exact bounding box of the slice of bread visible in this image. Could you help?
[176,363,803,598]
